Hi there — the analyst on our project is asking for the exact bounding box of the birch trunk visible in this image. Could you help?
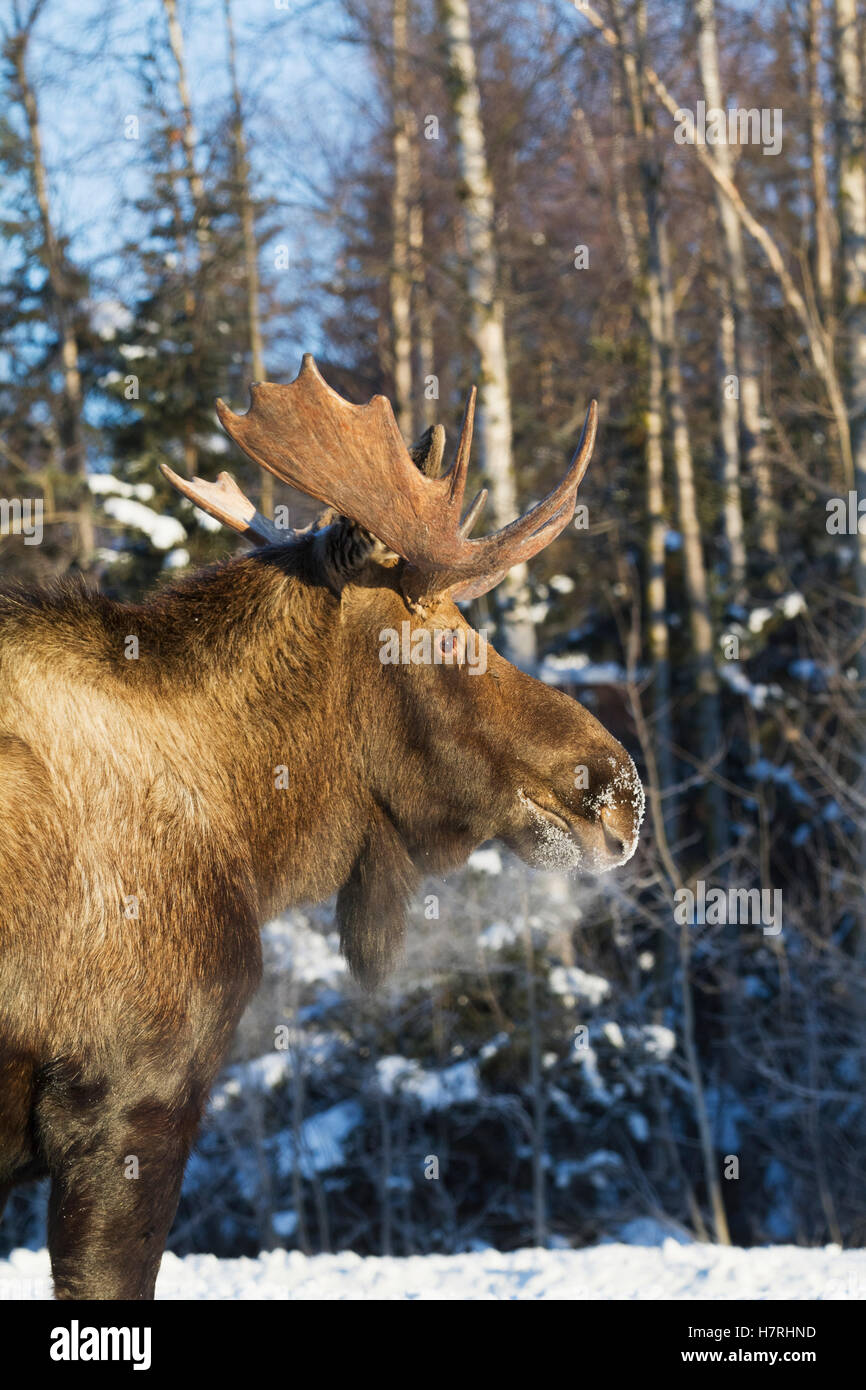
[715,258,747,594]
[162,0,209,477]
[409,171,437,434]
[693,0,746,591]
[437,0,536,667]
[163,0,208,241]
[657,222,725,787]
[390,0,414,440]
[834,0,866,509]
[579,1,853,493]
[611,1,731,1239]
[607,71,676,845]
[806,0,836,319]
[658,220,731,1243]
[224,0,271,516]
[834,0,866,895]
[695,0,776,560]
[616,0,724,801]
[11,27,94,569]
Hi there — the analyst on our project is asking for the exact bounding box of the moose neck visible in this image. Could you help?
[126,546,370,920]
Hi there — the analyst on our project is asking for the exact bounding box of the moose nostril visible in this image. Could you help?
[600,805,627,859]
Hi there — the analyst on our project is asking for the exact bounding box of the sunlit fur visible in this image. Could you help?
[0,529,642,1297]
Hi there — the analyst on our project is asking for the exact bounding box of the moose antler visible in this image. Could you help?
[214,354,597,603]
[159,464,285,545]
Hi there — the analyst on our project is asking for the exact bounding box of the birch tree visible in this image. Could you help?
[574,1,854,490]
[833,0,866,868]
[409,135,437,435]
[834,0,866,527]
[352,0,433,438]
[602,68,677,843]
[5,0,94,569]
[437,0,536,667]
[224,0,272,516]
[694,0,745,590]
[162,0,208,246]
[611,0,730,1244]
[695,0,776,565]
[162,0,208,476]
[390,0,415,440]
[613,0,724,819]
[805,0,836,320]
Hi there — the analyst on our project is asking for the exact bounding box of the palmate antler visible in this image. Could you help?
[211,355,597,604]
[158,464,286,545]
[162,355,596,603]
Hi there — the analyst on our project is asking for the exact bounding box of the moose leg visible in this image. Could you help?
[38,1075,203,1300]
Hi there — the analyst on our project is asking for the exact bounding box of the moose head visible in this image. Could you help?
[162,355,644,984]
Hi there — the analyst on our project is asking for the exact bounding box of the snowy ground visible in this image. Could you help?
[2,1235,865,1300]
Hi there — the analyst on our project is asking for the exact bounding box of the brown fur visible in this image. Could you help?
[0,528,642,1297]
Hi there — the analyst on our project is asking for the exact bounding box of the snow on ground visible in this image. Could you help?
[1,1238,865,1300]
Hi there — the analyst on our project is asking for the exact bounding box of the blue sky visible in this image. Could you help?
[2,0,380,361]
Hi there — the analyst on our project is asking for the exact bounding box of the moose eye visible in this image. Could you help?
[433,628,466,666]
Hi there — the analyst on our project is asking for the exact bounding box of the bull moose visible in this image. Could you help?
[0,356,643,1298]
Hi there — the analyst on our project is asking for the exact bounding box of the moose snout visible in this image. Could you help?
[562,796,640,874]
[587,749,645,869]
[555,746,644,872]
[599,802,639,867]
[512,746,644,874]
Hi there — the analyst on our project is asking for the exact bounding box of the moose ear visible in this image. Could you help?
[336,804,419,989]
[408,423,446,478]
[317,515,398,591]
